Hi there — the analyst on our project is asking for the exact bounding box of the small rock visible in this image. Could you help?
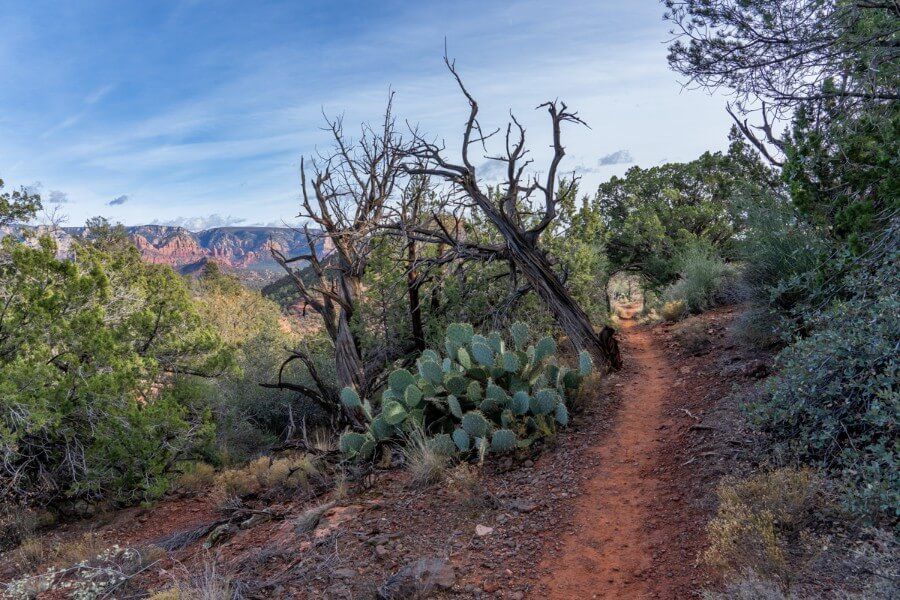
[475,524,494,537]
[378,556,455,599]
[507,499,538,513]
[376,544,390,557]
[333,568,357,579]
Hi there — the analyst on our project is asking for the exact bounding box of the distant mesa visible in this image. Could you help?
[0,224,332,284]
[116,225,333,276]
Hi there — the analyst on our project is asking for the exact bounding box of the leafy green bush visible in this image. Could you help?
[664,245,739,313]
[732,192,828,347]
[0,230,229,507]
[339,322,591,462]
[749,256,899,522]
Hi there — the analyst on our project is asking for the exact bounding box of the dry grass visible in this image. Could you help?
[445,463,489,511]
[701,570,788,600]
[14,536,48,571]
[704,468,822,581]
[1,507,55,551]
[212,453,319,504]
[570,372,604,413]
[672,320,713,355]
[151,559,240,600]
[661,299,687,321]
[306,426,338,453]
[403,426,449,488]
[174,462,216,495]
[13,531,109,572]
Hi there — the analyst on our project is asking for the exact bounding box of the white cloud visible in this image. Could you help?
[151,213,247,231]
[47,190,69,204]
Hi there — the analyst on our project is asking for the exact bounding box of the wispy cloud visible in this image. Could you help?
[0,1,733,226]
[84,84,116,105]
[597,150,634,166]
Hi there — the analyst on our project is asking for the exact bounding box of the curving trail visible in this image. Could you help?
[536,308,690,599]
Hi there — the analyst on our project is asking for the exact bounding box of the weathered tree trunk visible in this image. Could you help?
[333,273,366,427]
[495,216,620,369]
[334,312,364,393]
[407,272,426,353]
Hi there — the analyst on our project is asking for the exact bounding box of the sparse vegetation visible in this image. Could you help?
[152,560,240,600]
[660,300,687,322]
[402,425,450,488]
[211,453,319,503]
[671,320,713,355]
[173,462,217,496]
[704,468,823,580]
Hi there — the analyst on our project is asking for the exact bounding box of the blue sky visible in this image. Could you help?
[0,0,732,229]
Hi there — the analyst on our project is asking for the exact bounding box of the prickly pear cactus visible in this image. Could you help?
[339,321,592,461]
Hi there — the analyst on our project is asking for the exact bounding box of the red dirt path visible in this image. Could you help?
[536,305,711,599]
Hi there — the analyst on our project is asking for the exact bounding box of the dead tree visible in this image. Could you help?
[267,98,405,425]
[403,56,621,370]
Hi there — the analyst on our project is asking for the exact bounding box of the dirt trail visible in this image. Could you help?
[536,307,684,599]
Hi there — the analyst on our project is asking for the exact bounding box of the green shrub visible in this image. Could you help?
[733,193,828,346]
[664,246,739,314]
[339,322,591,462]
[749,257,899,522]
[0,228,229,508]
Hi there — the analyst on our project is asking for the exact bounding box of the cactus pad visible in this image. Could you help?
[511,390,531,415]
[428,433,457,456]
[534,336,557,363]
[389,369,416,394]
[491,429,517,453]
[466,380,482,402]
[447,394,463,419]
[461,411,491,438]
[471,341,494,367]
[340,387,361,409]
[452,428,471,452]
[510,321,529,350]
[339,431,366,454]
[530,389,557,415]
[578,350,593,377]
[555,401,570,426]
[444,374,467,396]
[501,351,520,372]
[381,400,408,425]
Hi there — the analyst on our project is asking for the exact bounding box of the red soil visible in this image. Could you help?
[536,306,714,599]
